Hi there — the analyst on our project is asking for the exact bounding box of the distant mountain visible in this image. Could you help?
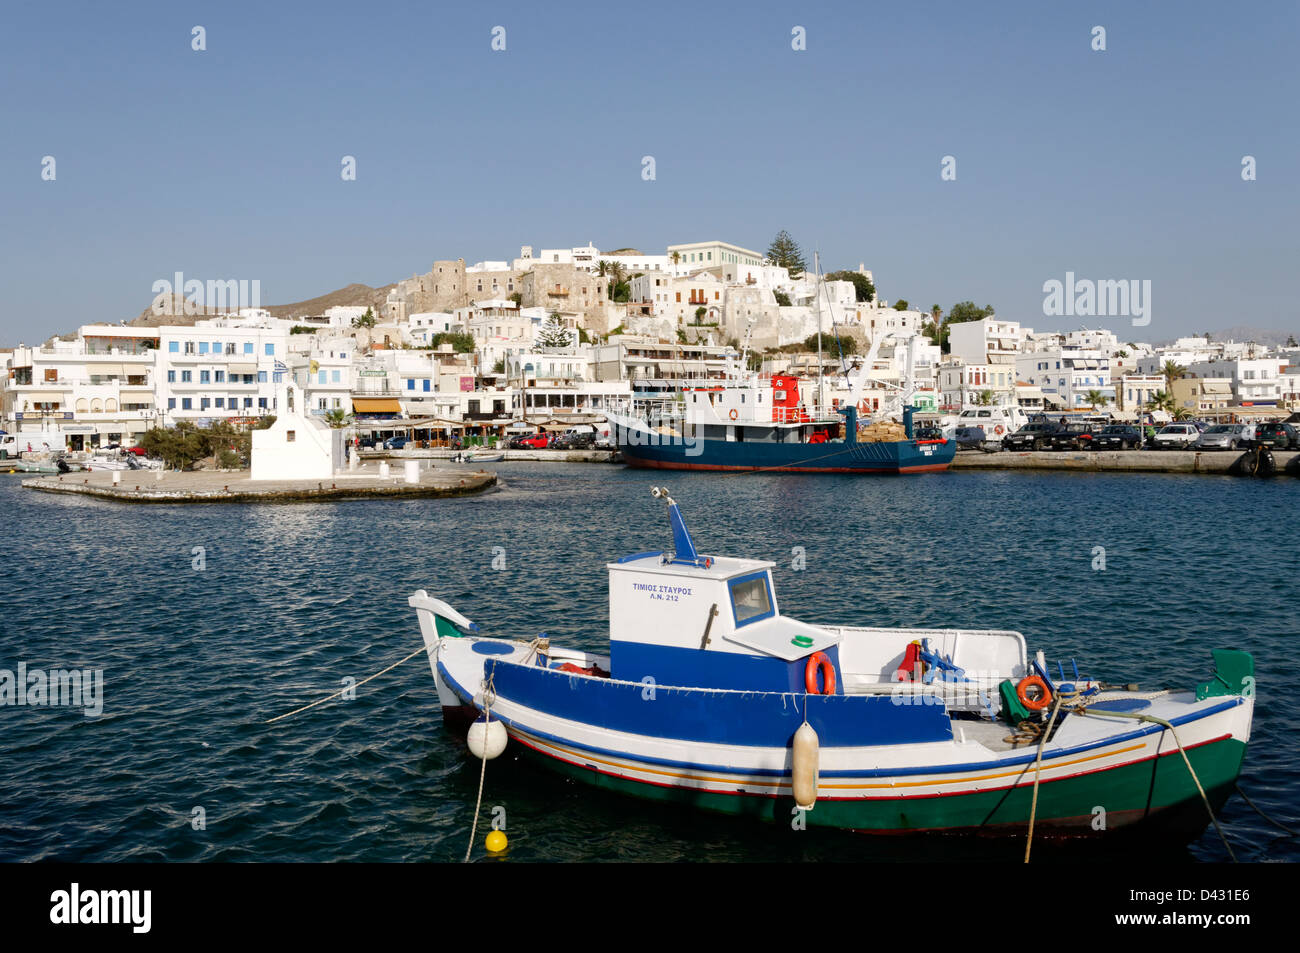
[1209,326,1297,347]
[123,281,395,328]
[1154,326,1298,348]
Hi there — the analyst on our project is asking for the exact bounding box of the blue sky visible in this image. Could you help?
[2,0,1297,344]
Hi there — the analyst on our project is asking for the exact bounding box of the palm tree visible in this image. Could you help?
[1162,360,1186,390]
[1085,389,1106,410]
[1145,390,1176,417]
[976,390,994,406]
[324,409,353,429]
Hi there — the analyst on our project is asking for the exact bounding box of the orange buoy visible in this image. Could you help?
[1016,675,1052,711]
[805,652,837,695]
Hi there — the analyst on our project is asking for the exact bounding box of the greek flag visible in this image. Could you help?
[274,360,289,373]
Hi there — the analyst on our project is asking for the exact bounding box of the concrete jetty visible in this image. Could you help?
[950,449,1299,474]
[21,463,497,503]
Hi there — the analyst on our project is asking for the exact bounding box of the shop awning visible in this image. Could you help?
[228,363,259,375]
[352,398,403,414]
[1203,381,1232,394]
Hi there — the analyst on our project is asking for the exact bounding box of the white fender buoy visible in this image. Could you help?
[792,721,819,810]
[468,716,508,760]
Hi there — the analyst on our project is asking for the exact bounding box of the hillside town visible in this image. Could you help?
[2,237,1298,455]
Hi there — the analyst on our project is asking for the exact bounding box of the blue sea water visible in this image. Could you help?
[0,465,1295,863]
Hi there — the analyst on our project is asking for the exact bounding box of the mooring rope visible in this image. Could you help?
[464,668,497,863]
[1023,692,1065,863]
[1234,783,1300,837]
[1064,705,1237,862]
[264,645,428,724]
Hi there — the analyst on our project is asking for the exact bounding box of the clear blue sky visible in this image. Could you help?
[2,0,1296,344]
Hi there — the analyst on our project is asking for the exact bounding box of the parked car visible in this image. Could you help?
[508,433,550,450]
[1251,422,1299,451]
[1092,425,1143,450]
[1047,422,1101,451]
[594,433,615,450]
[555,430,597,450]
[126,445,149,456]
[1195,423,1254,451]
[383,436,409,450]
[1152,423,1200,450]
[358,435,379,449]
[953,426,987,451]
[1002,422,1061,451]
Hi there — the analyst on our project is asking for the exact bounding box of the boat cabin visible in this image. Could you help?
[607,491,841,692]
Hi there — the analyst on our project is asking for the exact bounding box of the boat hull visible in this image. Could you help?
[432,641,1252,840]
[505,726,1246,839]
[616,433,955,474]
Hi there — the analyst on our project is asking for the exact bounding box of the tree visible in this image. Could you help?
[766,230,806,279]
[773,290,792,307]
[508,292,522,307]
[538,313,572,348]
[931,305,942,322]
[1145,390,1177,416]
[801,332,857,355]
[892,299,910,311]
[824,270,875,303]
[1162,360,1186,390]
[430,331,476,353]
[946,301,996,325]
[492,358,506,374]
[694,306,707,325]
[324,409,353,429]
[351,308,377,329]
[976,390,994,406]
[1085,389,1107,410]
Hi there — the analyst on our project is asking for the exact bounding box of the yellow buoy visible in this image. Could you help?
[792,721,820,810]
[485,830,508,852]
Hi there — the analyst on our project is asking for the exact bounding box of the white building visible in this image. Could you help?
[2,325,159,449]
[250,381,346,480]
[1186,358,1284,407]
[155,318,291,424]
[1016,348,1114,410]
[949,317,1024,369]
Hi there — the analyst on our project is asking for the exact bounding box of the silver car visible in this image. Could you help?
[1195,423,1255,451]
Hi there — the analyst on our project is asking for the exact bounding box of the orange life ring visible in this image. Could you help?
[1016,675,1052,711]
[729,409,738,420]
[994,425,1005,435]
[805,651,837,695]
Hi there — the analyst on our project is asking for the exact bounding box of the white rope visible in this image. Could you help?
[264,645,428,724]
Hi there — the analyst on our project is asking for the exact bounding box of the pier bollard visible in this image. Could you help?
[112,471,121,485]
[403,460,420,484]
[349,448,359,471]
[379,462,390,479]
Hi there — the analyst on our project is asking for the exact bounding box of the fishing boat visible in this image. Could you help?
[409,489,1254,840]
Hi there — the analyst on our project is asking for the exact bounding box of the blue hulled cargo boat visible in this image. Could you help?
[609,373,954,474]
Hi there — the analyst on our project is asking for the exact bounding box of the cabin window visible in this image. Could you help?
[286,431,296,442]
[729,571,774,627]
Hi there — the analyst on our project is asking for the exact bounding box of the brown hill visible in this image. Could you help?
[125,282,396,327]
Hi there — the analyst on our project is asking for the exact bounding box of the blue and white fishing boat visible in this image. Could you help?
[410,490,1254,838]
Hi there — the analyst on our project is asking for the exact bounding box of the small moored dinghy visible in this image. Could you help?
[410,489,1254,839]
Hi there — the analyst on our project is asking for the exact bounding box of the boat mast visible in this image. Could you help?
[814,250,824,416]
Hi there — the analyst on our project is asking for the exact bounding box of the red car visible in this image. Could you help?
[510,433,550,450]
[127,446,149,456]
